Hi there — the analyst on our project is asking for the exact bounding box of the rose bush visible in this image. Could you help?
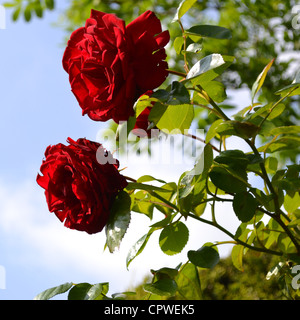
[36,138,128,234]
[62,9,170,123]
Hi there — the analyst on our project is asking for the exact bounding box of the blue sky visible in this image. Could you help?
[0,1,253,300]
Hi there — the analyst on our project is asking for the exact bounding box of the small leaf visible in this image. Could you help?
[159,221,189,255]
[24,6,32,22]
[45,0,55,10]
[231,245,244,272]
[209,165,249,193]
[105,191,131,253]
[34,282,73,300]
[270,126,300,136]
[152,81,190,105]
[68,283,92,300]
[143,279,177,297]
[186,25,232,39]
[137,175,166,184]
[172,0,197,22]
[155,104,194,134]
[186,54,225,81]
[215,120,259,139]
[87,283,109,300]
[206,119,223,143]
[151,267,178,279]
[251,58,274,104]
[188,243,220,269]
[12,7,21,21]
[126,228,156,269]
[233,191,258,222]
[175,263,202,300]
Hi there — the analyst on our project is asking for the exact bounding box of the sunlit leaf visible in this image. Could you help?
[186,25,232,39]
[34,282,73,300]
[251,58,274,104]
[106,191,131,253]
[159,221,189,255]
[172,0,197,22]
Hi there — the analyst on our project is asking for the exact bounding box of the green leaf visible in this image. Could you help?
[143,279,177,297]
[275,69,300,97]
[275,83,300,97]
[126,228,156,269]
[251,58,274,104]
[87,283,109,300]
[151,267,179,280]
[209,164,249,193]
[186,53,225,81]
[249,103,286,121]
[126,182,172,193]
[68,283,93,300]
[233,191,258,223]
[215,120,259,139]
[214,150,249,170]
[12,7,21,21]
[172,0,197,22]
[34,1,43,18]
[175,263,202,300]
[201,81,227,103]
[270,126,300,136]
[45,0,55,10]
[159,221,189,255]
[186,55,234,84]
[188,243,220,269]
[34,282,73,300]
[206,119,223,143]
[257,136,300,153]
[106,191,131,253]
[186,25,232,39]
[133,93,154,117]
[278,233,297,254]
[131,191,154,218]
[284,192,300,214]
[231,245,244,272]
[155,104,194,134]
[24,6,32,22]
[173,36,185,55]
[152,81,190,105]
[137,175,166,184]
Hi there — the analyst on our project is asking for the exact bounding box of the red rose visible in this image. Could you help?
[36,138,128,234]
[63,9,170,123]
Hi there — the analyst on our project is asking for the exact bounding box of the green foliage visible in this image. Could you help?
[4,0,55,22]
[126,251,286,300]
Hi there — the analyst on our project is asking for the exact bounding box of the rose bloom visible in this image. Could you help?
[36,138,128,234]
[63,9,170,123]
